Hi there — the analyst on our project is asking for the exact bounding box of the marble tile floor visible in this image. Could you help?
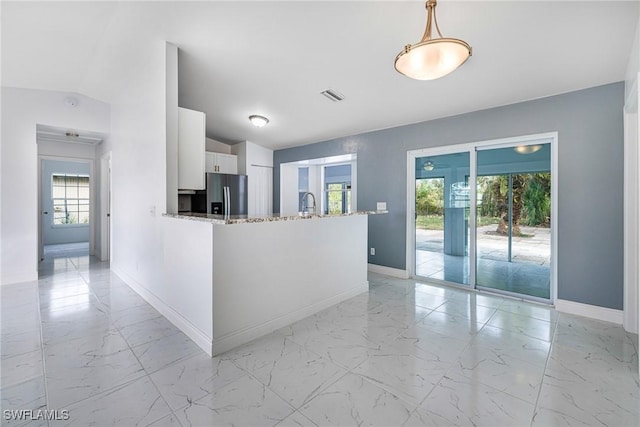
[1,247,638,426]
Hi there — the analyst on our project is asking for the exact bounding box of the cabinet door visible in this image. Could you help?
[217,153,238,174]
[178,107,205,190]
[205,152,216,173]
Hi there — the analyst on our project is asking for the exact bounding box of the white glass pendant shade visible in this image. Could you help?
[395,38,471,80]
[395,0,471,81]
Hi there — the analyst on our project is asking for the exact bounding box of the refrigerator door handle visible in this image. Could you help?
[223,186,227,217]
[224,187,229,216]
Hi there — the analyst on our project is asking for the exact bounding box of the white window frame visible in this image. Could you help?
[51,173,91,227]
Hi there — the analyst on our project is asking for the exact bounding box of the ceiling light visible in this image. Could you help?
[249,115,269,128]
[423,160,435,171]
[514,145,542,154]
[395,0,472,80]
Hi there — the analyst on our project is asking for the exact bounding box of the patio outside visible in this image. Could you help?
[416,225,551,299]
[415,170,552,299]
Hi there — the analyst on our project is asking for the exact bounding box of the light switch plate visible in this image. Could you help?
[376,202,387,211]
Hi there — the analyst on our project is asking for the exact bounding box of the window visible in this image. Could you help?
[52,174,90,225]
[324,164,352,215]
[325,182,351,214]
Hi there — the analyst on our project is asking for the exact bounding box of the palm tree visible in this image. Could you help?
[493,174,526,236]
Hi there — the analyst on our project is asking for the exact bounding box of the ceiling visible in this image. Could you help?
[2,1,638,150]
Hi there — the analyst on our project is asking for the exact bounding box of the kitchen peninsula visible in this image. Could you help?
[159,210,386,356]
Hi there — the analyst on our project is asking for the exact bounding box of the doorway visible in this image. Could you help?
[475,144,552,299]
[408,134,557,302]
[39,158,92,261]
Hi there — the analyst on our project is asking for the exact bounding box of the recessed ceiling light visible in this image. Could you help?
[249,115,269,128]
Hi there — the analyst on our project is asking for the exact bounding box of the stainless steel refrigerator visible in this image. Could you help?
[206,173,248,216]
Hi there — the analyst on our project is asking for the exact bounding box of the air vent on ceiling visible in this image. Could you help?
[320,89,345,102]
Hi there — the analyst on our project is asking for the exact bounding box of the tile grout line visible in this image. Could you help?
[528,308,559,427]
[35,271,50,427]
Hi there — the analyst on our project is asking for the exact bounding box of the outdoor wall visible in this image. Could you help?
[274,82,625,310]
[41,160,91,245]
[0,87,110,285]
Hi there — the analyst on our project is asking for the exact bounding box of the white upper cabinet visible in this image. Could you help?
[206,152,237,174]
[178,107,205,190]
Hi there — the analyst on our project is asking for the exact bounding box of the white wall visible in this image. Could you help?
[624,14,640,334]
[166,43,179,215]
[280,163,299,215]
[41,159,91,245]
[107,42,214,348]
[206,138,231,154]
[1,88,110,285]
[109,41,167,295]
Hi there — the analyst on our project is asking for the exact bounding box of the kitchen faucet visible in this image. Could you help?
[301,192,316,215]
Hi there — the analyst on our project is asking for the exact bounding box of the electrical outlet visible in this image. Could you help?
[370,247,375,256]
[376,202,387,211]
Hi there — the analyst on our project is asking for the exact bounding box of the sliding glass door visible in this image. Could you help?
[415,153,470,286]
[412,139,553,302]
[476,145,551,299]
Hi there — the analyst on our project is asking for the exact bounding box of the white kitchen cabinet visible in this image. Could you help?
[178,107,205,190]
[206,152,237,174]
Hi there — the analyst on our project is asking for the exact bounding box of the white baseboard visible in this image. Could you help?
[112,267,214,356]
[555,299,624,325]
[367,264,409,279]
[1,271,38,286]
[212,282,368,356]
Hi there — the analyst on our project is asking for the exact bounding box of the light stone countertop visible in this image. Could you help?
[163,210,388,225]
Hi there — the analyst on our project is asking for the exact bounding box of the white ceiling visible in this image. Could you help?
[2,1,638,150]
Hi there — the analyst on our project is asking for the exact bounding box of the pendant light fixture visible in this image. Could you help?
[423,160,435,171]
[395,0,472,80]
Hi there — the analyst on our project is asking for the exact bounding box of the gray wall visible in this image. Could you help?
[274,82,624,310]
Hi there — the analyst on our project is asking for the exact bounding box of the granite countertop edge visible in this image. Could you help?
[162,210,388,225]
